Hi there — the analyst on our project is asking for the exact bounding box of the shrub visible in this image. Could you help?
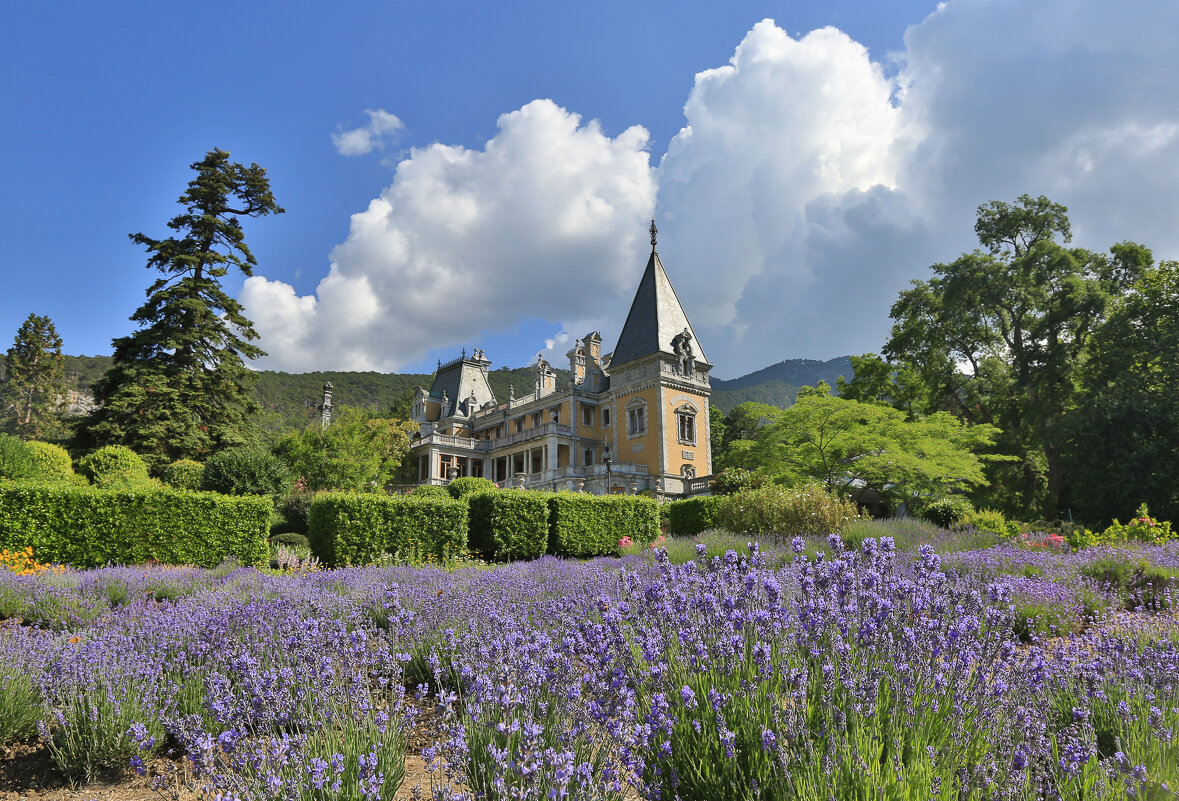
[270,532,311,550]
[0,434,37,481]
[446,476,497,499]
[717,484,862,539]
[160,459,205,491]
[1097,504,1175,545]
[23,441,78,483]
[547,494,659,557]
[963,507,1016,538]
[711,468,769,496]
[202,448,293,502]
[467,491,549,562]
[920,496,974,529]
[0,660,40,744]
[274,485,315,535]
[308,493,468,567]
[411,485,449,499]
[0,483,270,568]
[665,496,722,537]
[77,445,150,488]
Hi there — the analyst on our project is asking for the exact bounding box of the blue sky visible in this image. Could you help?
[3,1,1178,379]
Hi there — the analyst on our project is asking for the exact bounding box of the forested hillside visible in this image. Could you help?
[709,357,853,412]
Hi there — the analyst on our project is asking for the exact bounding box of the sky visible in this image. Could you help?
[3,1,1178,381]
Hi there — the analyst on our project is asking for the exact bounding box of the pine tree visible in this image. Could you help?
[1,313,66,439]
[85,148,284,466]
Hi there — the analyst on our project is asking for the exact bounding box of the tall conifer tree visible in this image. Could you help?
[85,149,283,466]
[1,313,66,439]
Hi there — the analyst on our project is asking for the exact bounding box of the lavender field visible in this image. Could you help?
[1,531,1178,800]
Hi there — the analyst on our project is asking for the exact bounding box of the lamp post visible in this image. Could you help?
[603,443,613,495]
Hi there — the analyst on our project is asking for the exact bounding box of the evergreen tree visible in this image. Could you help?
[85,149,283,466]
[1,313,66,439]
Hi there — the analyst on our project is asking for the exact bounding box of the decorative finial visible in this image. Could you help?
[461,347,466,359]
[649,219,658,250]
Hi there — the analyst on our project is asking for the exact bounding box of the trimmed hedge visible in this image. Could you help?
[548,494,659,557]
[665,496,722,537]
[308,493,468,567]
[446,476,497,499]
[0,482,270,568]
[467,491,549,562]
[77,445,150,488]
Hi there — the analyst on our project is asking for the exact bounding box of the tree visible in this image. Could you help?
[716,401,783,471]
[1,314,66,439]
[883,195,1143,517]
[274,408,416,492]
[84,149,283,466]
[1062,258,1179,523]
[750,384,1000,509]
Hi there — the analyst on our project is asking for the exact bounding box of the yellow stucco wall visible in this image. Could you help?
[661,387,711,478]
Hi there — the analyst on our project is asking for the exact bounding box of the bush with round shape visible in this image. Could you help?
[921,496,975,529]
[274,488,315,535]
[446,476,496,499]
[270,532,311,550]
[717,483,863,539]
[411,485,449,499]
[22,441,77,483]
[201,448,293,502]
[0,435,38,482]
[160,459,206,491]
[77,445,150,488]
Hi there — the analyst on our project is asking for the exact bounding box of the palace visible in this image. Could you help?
[406,223,713,497]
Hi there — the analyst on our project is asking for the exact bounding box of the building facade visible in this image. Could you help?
[406,226,713,497]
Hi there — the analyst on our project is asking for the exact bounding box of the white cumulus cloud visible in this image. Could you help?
[249,3,1179,378]
[332,109,405,156]
[246,99,655,372]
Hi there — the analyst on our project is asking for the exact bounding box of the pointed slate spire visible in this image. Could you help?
[609,227,709,370]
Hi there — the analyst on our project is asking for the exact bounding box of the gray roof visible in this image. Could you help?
[609,249,709,370]
[428,357,496,415]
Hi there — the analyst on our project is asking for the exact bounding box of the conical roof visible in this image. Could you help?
[609,248,709,370]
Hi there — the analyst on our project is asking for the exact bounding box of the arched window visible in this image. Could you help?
[625,397,647,437]
[675,403,697,445]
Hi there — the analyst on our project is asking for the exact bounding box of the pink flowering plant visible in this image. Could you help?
[1017,531,1068,551]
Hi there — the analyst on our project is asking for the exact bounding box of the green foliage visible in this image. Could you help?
[0,483,270,568]
[273,485,315,535]
[201,447,293,502]
[23,441,77,482]
[159,458,206,491]
[467,491,549,562]
[0,434,37,481]
[269,532,310,549]
[45,681,165,782]
[885,195,1145,517]
[717,484,863,539]
[665,496,722,536]
[77,445,150,488]
[711,467,769,496]
[1,313,66,440]
[273,408,415,492]
[1079,556,1179,612]
[410,485,449,499]
[751,384,999,507]
[1064,258,1179,524]
[1096,504,1175,545]
[84,149,283,466]
[961,507,1016,537]
[446,476,497,499]
[0,660,40,744]
[920,496,975,529]
[308,492,467,567]
[547,494,659,557]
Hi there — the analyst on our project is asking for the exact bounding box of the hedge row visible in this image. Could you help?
[665,496,722,537]
[548,494,659,557]
[0,482,270,568]
[308,490,661,565]
[308,493,468,567]
[468,492,550,562]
